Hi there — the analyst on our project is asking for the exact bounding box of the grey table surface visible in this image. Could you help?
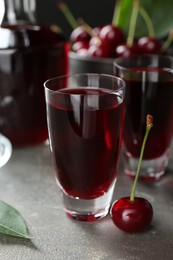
[0,142,173,260]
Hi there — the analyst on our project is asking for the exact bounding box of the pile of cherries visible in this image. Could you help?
[58,0,173,61]
[71,23,163,58]
[58,0,171,59]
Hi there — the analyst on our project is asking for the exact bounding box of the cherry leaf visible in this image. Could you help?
[117,0,173,38]
[0,200,32,239]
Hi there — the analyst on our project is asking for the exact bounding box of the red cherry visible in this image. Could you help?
[70,26,91,44]
[115,44,140,57]
[87,44,112,58]
[76,48,88,57]
[87,35,113,58]
[110,197,153,233]
[89,36,101,47]
[99,24,124,48]
[137,36,162,54]
[89,34,115,58]
[72,41,89,52]
[110,115,154,233]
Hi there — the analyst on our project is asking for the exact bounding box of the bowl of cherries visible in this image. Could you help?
[59,1,172,75]
[69,23,124,75]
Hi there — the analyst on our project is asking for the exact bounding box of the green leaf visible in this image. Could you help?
[0,200,32,239]
[117,0,173,38]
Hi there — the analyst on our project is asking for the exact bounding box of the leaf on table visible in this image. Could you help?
[0,200,32,239]
[117,0,173,38]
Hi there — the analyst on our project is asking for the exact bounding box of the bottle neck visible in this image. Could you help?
[1,0,37,25]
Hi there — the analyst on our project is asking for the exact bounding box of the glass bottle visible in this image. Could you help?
[0,0,69,146]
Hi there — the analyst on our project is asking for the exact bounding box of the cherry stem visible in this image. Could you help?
[130,115,153,202]
[161,30,173,52]
[112,0,123,26]
[58,1,78,29]
[127,0,140,47]
[139,5,155,37]
[77,18,94,37]
[50,24,62,33]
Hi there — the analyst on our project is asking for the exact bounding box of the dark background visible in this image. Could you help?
[36,0,116,38]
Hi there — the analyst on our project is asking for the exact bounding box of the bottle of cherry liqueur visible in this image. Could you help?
[0,0,69,146]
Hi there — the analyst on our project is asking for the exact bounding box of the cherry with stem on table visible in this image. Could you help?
[110,115,154,233]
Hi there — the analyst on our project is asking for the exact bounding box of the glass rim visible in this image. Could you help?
[113,54,173,73]
[44,73,126,94]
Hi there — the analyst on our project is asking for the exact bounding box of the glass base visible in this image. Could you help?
[62,182,116,222]
[123,148,170,182]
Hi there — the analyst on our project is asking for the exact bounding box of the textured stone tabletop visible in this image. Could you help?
[0,143,173,260]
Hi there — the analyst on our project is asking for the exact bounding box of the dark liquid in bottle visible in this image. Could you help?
[0,25,69,146]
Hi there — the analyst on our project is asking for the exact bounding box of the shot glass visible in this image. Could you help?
[114,55,173,181]
[44,74,125,221]
[0,134,12,168]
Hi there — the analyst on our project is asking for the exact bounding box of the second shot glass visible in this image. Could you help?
[114,55,173,181]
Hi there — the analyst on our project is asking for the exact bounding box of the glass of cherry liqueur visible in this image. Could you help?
[0,0,69,146]
[114,55,173,181]
[44,74,125,221]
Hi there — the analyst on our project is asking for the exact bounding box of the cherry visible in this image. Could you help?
[99,24,124,48]
[72,40,89,52]
[115,0,140,58]
[76,48,88,57]
[88,35,113,58]
[137,36,162,54]
[87,44,112,58]
[136,5,162,54]
[111,197,153,233]
[110,115,154,233]
[115,44,139,57]
[70,26,91,44]
[86,24,124,58]
[88,36,100,47]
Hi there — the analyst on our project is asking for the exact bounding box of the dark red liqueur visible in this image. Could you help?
[123,69,173,159]
[47,88,124,199]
